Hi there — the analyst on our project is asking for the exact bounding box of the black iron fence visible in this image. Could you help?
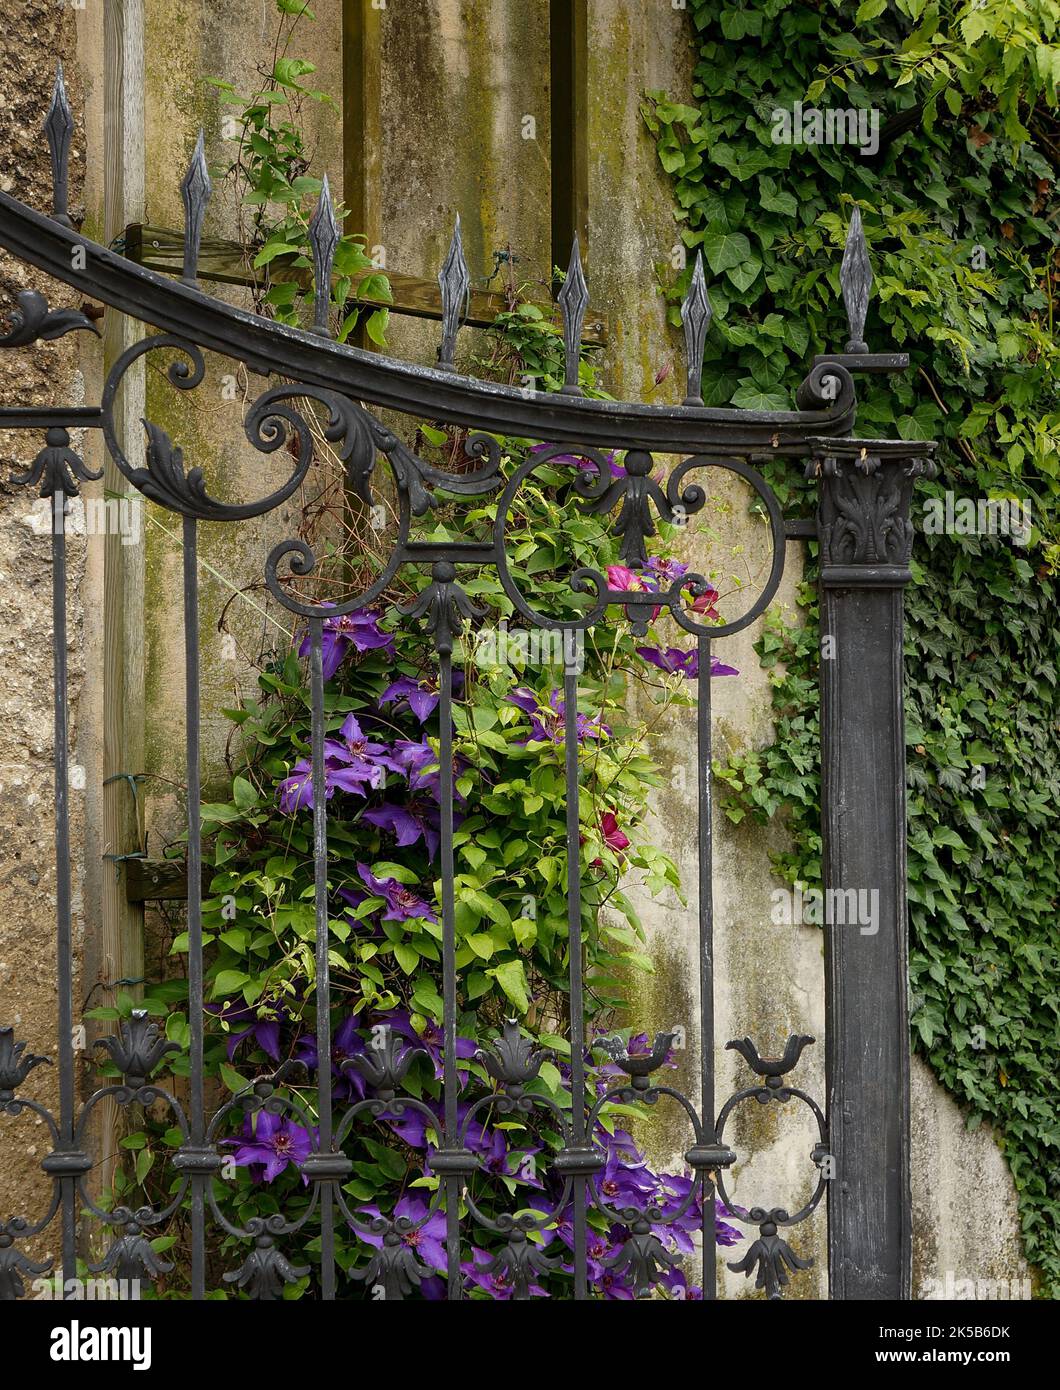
[0,68,935,1300]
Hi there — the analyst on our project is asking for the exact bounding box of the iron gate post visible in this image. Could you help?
[813,438,936,1300]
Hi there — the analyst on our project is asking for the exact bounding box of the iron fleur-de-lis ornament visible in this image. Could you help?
[840,207,873,353]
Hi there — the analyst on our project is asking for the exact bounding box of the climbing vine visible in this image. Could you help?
[646,0,1060,1294]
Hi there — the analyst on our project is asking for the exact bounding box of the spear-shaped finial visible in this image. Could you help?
[180,130,212,288]
[437,214,470,371]
[681,250,711,406]
[308,174,340,337]
[557,233,589,395]
[840,207,873,354]
[43,62,74,228]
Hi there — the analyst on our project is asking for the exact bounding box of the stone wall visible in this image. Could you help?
[0,0,1033,1297]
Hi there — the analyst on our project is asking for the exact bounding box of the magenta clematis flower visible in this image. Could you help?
[600,812,630,853]
[606,564,657,594]
[636,646,739,680]
[688,583,721,619]
[506,687,610,744]
[299,607,395,681]
[354,862,438,925]
[355,1194,448,1274]
[223,1110,316,1184]
[529,443,624,478]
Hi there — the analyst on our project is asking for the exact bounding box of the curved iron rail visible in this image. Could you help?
[0,186,858,450]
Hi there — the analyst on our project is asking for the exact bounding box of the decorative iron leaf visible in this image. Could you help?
[9,427,103,499]
[180,130,212,287]
[94,1009,179,1087]
[840,207,872,352]
[477,1019,553,1094]
[0,1239,50,1301]
[0,289,100,348]
[223,1236,309,1301]
[727,1220,813,1300]
[557,234,589,393]
[681,250,711,404]
[475,1232,561,1299]
[308,174,340,335]
[89,1224,174,1284]
[401,561,484,654]
[0,1027,50,1097]
[437,215,470,370]
[601,1221,678,1299]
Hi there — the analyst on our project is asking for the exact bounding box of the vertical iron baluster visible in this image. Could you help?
[308,618,336,1300]
[182,518,206,1299]
[438,651,462,1298]
[563,670,588,1298]
[697,635,716,1299]
[51,488,77,1292]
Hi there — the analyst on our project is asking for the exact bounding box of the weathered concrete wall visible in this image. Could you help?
[0,0,1033,1298]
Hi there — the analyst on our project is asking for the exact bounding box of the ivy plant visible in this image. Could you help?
[647,0,1060,1294]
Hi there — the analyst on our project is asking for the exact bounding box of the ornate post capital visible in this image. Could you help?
[808,438,938,587]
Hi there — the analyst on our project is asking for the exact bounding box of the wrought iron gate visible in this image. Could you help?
[0,68,935,1301]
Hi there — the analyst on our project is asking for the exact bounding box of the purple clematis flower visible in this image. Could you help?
[506,687,610,744]
[323,714,401,784]
[462,1246,548,1299]
[529,443,625,479]
[294,1013,367,1102]
[636,646,739,680]
[658,1267,704,1300]
[645,556,690,583]
[299,607,395,681]
[279,711,400,816]
[379,670,463,723]
[223,1110,315,1184]
[356,1194,448,1274]
[363,797,442,860]
[354,862,438,925]
[206,1000,283,1062]
[380,675,441,723]
[381,1010,477,1085]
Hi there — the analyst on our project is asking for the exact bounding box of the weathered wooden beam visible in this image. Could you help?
[122,224,608,344]
[125,857,203,903]
[550,0,589,266]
